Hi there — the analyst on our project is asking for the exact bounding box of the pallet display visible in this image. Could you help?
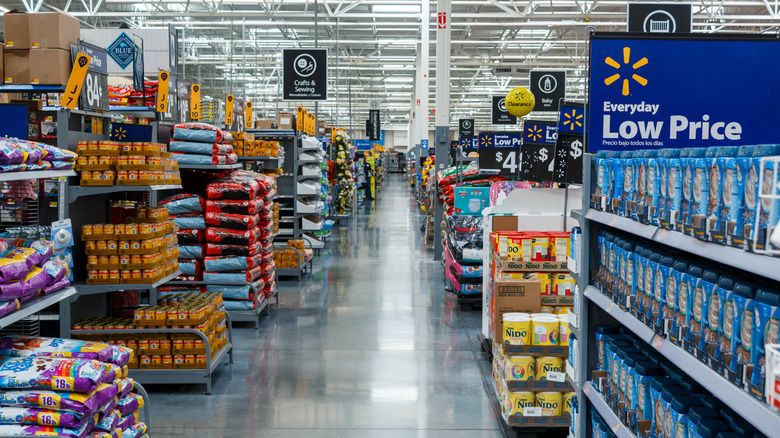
[570,154,780,438]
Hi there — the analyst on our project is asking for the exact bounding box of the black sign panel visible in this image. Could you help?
[520,120,558,181]
[492,96,517,125]
[365,120,371,138]
[552,101,585,184]
[368,109,380,141]
[627,3,692,33]
[283,48,328,101]
[478,132,523,176]
[459,118,474,137]
[530,70,566,112]
[71,44,109,112]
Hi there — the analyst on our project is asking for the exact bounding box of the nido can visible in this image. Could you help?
[507,392,535,417]
[507,356,535,381]
[536,356,564,380]
[536,391,563,416]
[532,315,560,345]
[503,313,531,345]
[563,392,575,416]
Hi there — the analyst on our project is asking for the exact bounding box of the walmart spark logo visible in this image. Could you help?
[527,125,543,142]
[562,108,583,130]
[113,127,127,140]
[604,47,648,96]
[479,136,493,148]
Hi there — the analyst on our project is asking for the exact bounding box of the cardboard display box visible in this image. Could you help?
[277,112,294,130]
[492,279,541,345]
[4,12,80,50]
[4,49,71,85]
[254,119,277,129]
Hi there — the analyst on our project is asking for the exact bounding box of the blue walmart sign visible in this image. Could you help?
[558,103,585,135]
[523,121,557,145]
[478,132,523,149]
[588,34,780,151]
[107,32,137,70]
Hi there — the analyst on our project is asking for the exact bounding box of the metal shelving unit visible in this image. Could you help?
[0,287,77,330]
[74,314,234,395]
[74,270,183,296]
[582,382,636,438]
[0,169,75,183]
[167,278,279,328]
[574,154,780,438]
[69,184,183,203]
[177,163,242,170]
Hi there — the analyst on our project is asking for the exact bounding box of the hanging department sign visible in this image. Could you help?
[530,70,566,112]
[459,118,474,138]
[627,3,692,33]
[478,132,523,176]
[552,101,585,184]
[588,33,780,152]
[492,96,517,125]
[520,121,557,181]
[283,48,328,101]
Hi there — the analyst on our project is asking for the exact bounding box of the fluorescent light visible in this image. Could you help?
[384,77,413,83]
[373,5,420,13]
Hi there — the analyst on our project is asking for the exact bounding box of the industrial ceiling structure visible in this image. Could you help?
[3,0,780,132]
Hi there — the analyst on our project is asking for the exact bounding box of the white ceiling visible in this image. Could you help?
[5,0,780,131]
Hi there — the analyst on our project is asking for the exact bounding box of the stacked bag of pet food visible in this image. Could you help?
[202,170,278,309]
[158,194,206,282]
[0,138,77,173]
[169,123,238,167]
[0,335,148,438]
[0,239,70,319]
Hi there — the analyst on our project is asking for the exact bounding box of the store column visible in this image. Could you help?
[433,0,450,261]
[414,0,430,191]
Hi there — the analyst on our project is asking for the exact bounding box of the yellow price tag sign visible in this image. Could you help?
[62,53,91,110]
[245,101,253,127]
[190,84,201,121]
[296,107,305,132]
[156,70,170,113]
[225,95,234,127]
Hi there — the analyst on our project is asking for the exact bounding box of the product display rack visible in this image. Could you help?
[571,154,780,438]
[74,315,234,395]
[69,184,183,203]
[0,287,77,330]
[177,163,242,170]
[73,270,183,296]
[167,277,279,329]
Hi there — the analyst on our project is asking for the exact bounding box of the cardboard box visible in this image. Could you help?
[492,279,541,345]
[4,49,71,85]
[4,12,79,50]
[3,12,31,49]
[493,215,518,232]
[254,119,276,129]
[277,112,293,130]
[30,12,80,50]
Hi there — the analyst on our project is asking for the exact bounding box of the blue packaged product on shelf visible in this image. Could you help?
[667,150,684,224]
[640,253,660,319]
[681,264,703,344]
[728,146,754,237]
[694,270,720,351]
[724,281,756,375]
[681,148,707,225]
[619,151,633,215]
[644,151,660,220]
[744,145,780,245]
[710,147,739,230]
[689,148,718,225]
[223,300,255,311]
[652,257,674,326]
[749,288,780,389]
[172,215,206,230]
[710,276,735,361]
[631,362,661,426]
[668,260,689,337]
[206,285,251,300]
[171,127,218,143]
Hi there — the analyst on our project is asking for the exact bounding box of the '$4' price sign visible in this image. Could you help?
[492,149,519,175]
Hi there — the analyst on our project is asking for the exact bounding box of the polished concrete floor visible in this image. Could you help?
[147,175,505,437]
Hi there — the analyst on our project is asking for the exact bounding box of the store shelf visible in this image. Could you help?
[237,156,282,161]
[245,129,295,139]
[0,84,63,91]
[109,106,153,112]
[41,107,111,118]
[177,163,242,170]
[583,286,654,343]
[586,209,780,282]
[0,169,75,182]
[69,184,182,202]
[74,270,181,296]
[585,285,780,436]
[570,209,583,223]
[167,279,264,293]
[0,287,77,330]
[129,342,231,382]
[583,382,636,438]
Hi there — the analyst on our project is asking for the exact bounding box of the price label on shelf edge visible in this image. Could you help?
[523,407,542,417]
[546,371,566,382]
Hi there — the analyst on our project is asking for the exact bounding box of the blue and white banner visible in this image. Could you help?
[588,34,780,152]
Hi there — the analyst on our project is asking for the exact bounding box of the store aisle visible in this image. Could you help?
[149,174,504,437]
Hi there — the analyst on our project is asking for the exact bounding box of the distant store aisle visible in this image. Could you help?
[147,174,504,438]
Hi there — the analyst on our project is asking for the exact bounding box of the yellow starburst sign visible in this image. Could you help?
[604,47,648,96]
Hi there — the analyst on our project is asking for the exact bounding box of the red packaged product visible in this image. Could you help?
[177,229,204,244]
[205,199,264,215]
[205,212,260,230]
[205,227,261,245]
[206,241,262,257]
[206,178,261,200]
